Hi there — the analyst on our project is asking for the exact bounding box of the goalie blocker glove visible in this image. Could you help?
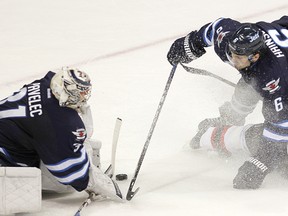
[167,31,206,65]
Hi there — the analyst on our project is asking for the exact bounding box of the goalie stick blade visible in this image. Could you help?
[74,210,81,216]
[126,187,140,201]
[104,164,113,178]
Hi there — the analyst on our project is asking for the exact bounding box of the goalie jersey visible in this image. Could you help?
[0,72,90,191]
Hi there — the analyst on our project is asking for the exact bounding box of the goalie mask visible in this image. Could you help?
[51,67,92,110]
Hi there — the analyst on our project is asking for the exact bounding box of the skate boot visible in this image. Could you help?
[190,117,224,149]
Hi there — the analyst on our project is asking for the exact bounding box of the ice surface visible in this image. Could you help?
[1,0,288,215]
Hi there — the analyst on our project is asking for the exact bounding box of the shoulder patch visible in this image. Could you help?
[216,31,230,48]
[262,78,281,94]
[72,128,87,141]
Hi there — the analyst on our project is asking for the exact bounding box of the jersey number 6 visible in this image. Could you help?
[274,97,283,112]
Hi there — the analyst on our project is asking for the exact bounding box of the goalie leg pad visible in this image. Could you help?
[40,162,75,194]
[0,167,41,215]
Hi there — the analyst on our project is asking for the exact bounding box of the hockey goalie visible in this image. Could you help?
[0,67,122,215]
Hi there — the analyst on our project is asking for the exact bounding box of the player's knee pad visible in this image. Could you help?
[0,167,41,215]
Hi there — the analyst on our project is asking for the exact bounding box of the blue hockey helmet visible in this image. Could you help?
[228,24,266,56]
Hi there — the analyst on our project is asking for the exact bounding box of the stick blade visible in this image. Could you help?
[104,164,113,177]
[74,210,81,216]
[126,187,140,201]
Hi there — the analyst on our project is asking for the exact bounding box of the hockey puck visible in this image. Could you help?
[116,174,128,181]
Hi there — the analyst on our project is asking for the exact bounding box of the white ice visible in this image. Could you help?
[1,1,288,215]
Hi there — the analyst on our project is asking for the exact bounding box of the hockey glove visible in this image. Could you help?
[167,31,206,65]
[233,157,269,189]
[86,165,123,202]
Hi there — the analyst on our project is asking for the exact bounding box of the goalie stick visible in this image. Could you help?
[126,65,177,201]
[74,118,122,216]
[109,117,122,178]
[104,118,122,178]
[180,63,236,87]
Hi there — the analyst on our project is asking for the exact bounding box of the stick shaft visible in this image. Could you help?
[181,64,236,87]
[111,118,122,177]
[126,65,177,200]
[74,192,96,216]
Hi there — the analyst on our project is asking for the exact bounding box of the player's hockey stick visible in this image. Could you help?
[180,63,236,87]
[74,192,97,216]
[126,65,177,201]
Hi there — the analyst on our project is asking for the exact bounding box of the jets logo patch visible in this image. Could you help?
[72,128,87,140]
[262,78,280,94]
[216,31,229,48]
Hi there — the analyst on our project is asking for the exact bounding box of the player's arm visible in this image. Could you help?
[219,77,261,125]
[34,117,122,201]
[41,145,90,191]
[167,18,241,65]
[40,143,122,201]
[271,15,288,28]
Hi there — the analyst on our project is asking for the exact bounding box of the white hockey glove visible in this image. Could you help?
[86,165,123,202]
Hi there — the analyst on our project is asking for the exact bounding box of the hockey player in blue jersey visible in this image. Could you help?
[167,16,288,189]
[0,67,122,201]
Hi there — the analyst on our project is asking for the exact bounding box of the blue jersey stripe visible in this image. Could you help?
[54,160,90,184]
[263,128,288,142]
[45,147,86,172]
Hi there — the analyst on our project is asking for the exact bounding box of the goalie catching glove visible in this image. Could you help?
[167,31,206,65]
[86,164,123,202]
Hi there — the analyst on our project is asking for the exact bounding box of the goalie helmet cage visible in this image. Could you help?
[126,65,177,201]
